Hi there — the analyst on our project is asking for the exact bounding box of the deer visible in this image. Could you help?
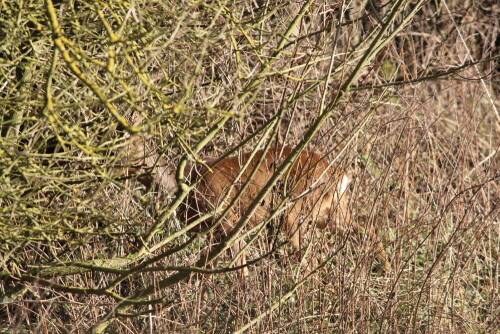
[180,146,390,276]
[122,120,389,277]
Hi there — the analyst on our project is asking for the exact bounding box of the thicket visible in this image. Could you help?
[0,0,498,333]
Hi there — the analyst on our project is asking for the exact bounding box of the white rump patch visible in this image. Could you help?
[338,174,351,195]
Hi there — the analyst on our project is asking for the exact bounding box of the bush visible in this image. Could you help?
[1,0,497,332]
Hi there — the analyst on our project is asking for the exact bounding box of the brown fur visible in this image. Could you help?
[181,147,390,275]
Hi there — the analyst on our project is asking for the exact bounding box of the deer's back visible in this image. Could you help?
[184,147,338,232]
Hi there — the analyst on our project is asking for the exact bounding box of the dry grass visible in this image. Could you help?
[0,0,498,333]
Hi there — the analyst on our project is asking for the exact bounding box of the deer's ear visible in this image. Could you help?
[203,156,218,165]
